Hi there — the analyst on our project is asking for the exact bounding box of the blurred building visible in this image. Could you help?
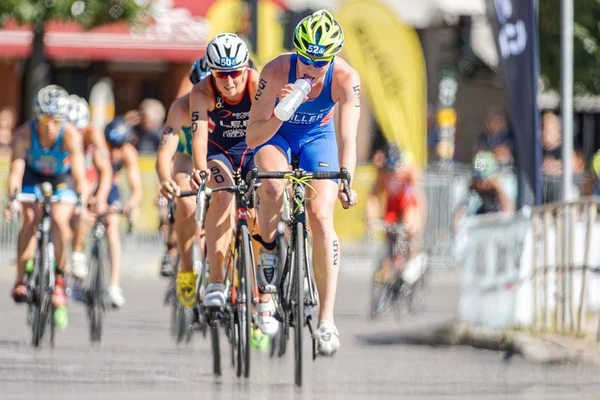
[0,0,215,120]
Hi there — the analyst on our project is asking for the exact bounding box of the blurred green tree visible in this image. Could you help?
[0,0,150,119]
[539,0,600,94]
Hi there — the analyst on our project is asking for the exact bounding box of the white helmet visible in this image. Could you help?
[205,33,249,71]
[66,95,91,130]
[33,85,70,120]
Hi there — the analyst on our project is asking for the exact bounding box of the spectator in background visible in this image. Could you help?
[540,112,585,203]
[455,151,516,221]
[541,112,585,176]
[0,107,16,153]
[475,107,513,155]
[132,99,165,153]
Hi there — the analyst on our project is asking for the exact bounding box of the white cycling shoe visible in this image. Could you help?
[71,252,88,280]
[257,298,279,338]
[257,249,278,294]
[313,321,340,356]
[107,286,126,308]
[203,283,226,309]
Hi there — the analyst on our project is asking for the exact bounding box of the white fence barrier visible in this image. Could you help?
[456,202,600,337]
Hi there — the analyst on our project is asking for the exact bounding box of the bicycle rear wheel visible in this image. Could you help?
[293,222,305,387]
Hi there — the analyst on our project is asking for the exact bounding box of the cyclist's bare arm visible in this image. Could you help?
[63,123,88,204]
[7,124,30,198]
[122,143,143,210]
[331,57,361,181]
[246,57,286,149]
[87,125,112,206]
[157,96,188,184]
[190,80,212,173]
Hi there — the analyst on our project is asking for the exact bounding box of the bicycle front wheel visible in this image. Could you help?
[238,225,253,378]
[293,222,305,387]
[88,241,106,343]
[211,322,221,376]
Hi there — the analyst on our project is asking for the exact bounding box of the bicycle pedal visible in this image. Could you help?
[259,284,277,294]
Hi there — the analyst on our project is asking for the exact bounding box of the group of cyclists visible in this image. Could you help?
[4,9,427,356]
[5,85,141,328]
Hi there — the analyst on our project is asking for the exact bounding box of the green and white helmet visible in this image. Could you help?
[472,151,499,179]
[293,9,344,59]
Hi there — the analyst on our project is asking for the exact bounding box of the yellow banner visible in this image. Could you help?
[336,0,427,167]
[206,0,285,69]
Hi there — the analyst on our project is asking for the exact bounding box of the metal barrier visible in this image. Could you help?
[531,198,600,337]
[542,173,587,204]
[456,210,530,329]
[456,199,600,339]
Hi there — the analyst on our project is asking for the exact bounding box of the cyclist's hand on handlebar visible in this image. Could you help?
[88,197,107,215]
[4,200,20,221]
[190,169,209,192]
[160,180,180,198]
[338,188,358,209]
[123,202,138,220]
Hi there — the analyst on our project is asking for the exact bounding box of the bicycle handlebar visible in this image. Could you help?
[245,167,353,209]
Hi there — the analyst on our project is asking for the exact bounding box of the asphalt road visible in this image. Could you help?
[0,244,599,400]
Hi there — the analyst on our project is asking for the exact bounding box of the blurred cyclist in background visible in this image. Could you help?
[5,85,88,329]
[99,117,143,307]
[65,95,112,282]
[156,56,210,281]
[366,143,427,285]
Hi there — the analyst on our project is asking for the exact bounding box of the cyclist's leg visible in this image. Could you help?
[172,154,197,307]
[400,204,426,284]
[254,135,291,289]
[104,184,125,307]
[70,179,96,279]
[161,212,178,277]
[13,170,45,301]
[13,199,41,302]
[70,211,89,278]
[174,154,196,273]
[300,134,341,355]
[50,186,77,311]
[254,138,291,337]
[202,155,235,308]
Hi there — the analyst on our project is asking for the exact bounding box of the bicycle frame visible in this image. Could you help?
[15,182,78,347]
[245,163,352,386]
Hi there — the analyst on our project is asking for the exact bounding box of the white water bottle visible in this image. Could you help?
[274,78,312,121]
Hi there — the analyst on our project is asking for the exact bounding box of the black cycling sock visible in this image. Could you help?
[252,234,277,251]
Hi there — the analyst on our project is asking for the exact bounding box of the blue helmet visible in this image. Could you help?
[104,116,133,147]
[189,56,211,84]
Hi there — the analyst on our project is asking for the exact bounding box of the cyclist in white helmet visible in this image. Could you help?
[65,95,113,283]
[188,34,264,326]
[155,56,209,298]
[246,10,360,355]
[5,85,88,329]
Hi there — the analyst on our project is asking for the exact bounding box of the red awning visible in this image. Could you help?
[0,0,213,62]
